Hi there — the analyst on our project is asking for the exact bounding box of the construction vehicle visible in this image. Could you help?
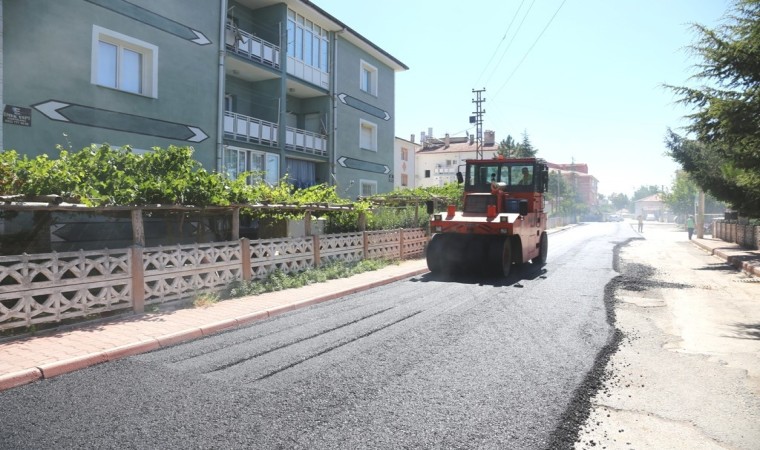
[426,156,549,276]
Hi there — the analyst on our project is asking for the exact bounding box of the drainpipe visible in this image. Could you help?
[278,20,287,179]
[216,0,228,173]
[331,28,345,189]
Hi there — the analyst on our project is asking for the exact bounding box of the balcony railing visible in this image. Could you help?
[224,112,278,147]
[225,24,279,69]
[224,112,327,157]
[285,126,327,156]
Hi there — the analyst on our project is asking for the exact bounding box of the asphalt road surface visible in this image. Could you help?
[0,222,638,449]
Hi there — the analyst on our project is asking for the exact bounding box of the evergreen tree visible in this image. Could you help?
[665,0,760,216]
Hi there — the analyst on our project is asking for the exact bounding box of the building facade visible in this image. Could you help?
[393,136,419,190]
[415,131,499,188]
[1,0,407,199]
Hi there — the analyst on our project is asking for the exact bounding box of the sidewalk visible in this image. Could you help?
[1,234,757,393]
[692,235,760,277]
[0,259,429,391]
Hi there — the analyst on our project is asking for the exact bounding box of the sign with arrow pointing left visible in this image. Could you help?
[33,100,208,143]
[337,156,390,174]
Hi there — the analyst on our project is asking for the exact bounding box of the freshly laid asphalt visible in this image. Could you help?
[0,233,758,392]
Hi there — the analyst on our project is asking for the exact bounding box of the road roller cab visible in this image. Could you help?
[426,157,549,277]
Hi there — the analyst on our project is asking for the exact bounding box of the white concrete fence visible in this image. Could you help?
[0,229,427,332]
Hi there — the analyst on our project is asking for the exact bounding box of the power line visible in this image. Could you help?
[482,0,539,89]
[491,0,568,103]
[473,0,528,87]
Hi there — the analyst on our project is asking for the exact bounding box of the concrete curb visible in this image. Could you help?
[0,265,430,391]
[0,368,43,391]
[693,240,760,277]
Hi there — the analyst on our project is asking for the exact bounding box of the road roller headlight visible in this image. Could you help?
[433,213,442,221]
[500,216,509,223]
[434,226,442,232]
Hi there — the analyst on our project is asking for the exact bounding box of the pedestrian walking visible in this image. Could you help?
[686,215,696,240]
[637,215,643,232]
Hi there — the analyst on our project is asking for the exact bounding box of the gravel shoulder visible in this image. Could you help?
[575,222,760,450]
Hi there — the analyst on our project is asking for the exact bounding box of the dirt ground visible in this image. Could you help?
[575,222,760,450]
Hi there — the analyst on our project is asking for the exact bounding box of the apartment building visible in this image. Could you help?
[415,130,498,188]
[1,0,407,199]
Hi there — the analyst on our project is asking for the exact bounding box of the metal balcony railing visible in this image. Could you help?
[224,112,327,157]
[225,24,280,69]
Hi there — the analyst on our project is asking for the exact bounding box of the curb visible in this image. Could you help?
[0,265,430,392]
[693,240,760,277]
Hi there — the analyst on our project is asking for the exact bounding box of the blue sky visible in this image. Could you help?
[316,0,731,197]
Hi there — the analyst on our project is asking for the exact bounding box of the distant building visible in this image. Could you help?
[394,136,420,190]
[635,194,667,220]
[415,129,498,188]
[546,162,599,208]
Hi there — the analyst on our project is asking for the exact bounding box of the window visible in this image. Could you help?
[287,9,329,74]
[360,60,378,95]
[359,119,377,151]
[92,26,157,97]
[401,147,408,161]
[224,146,279,185]
[401,174,408,186]
[425,170,431,178]
[360,180,377,197]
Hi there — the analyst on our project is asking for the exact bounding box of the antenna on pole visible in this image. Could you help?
[471,88,486,159]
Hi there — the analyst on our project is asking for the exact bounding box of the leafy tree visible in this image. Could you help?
[665,0,760,216]
[608,192,631,211]
[664,170,728,217]
[632,185,660,201]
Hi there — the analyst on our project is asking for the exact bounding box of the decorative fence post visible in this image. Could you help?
[131,246,145,313]
[399,228,404,260]
[313,234,321,268]
[240,238,251,281]
[363,231,369,260]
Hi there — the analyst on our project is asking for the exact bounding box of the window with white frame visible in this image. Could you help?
[287,9,329,73]
[360,60,378,96]
[224,146,279,185]
[92,26,158,97]
[360,179,377,197]
[359,119,377,151]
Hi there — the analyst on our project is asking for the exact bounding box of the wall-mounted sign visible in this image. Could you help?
[337,94,391,121]
[3,105,32,126]
[337,156,390,174]
[33,100,208,142]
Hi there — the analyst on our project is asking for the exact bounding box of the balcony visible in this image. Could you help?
[225,23,279,69]
[224,112,327,157]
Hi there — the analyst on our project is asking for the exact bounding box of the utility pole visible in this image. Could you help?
[697,190,705,238]
[471,88,486,159]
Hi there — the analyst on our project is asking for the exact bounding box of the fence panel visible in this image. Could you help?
[142,242,242,305]
[401,229,427,259]
[367,230,401,260]
[0,249,132,330]
[319,232,364,264]
[249,237,314,279]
